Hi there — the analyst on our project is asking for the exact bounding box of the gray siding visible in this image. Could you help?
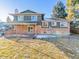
[37,15,44,21]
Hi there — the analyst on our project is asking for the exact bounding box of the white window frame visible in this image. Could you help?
[51,21,57,26]
[60,22,68,27]
[42,21,48,27]
[24,16,31,21]
[18,16,24,21]
[31,16,37,21]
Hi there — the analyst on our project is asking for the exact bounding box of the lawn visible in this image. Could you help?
[0,38,69,59]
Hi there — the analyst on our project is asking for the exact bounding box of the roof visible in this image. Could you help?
[10,10,44,16]
[20,10,44,15]
[45,18,68,21]
[21,10,39,14]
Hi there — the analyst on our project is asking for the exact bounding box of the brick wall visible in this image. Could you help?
[35,25,70,36]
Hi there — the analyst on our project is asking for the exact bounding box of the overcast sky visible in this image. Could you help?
[0,0,66,22]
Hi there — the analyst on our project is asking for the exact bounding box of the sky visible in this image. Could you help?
[0,0,66,22]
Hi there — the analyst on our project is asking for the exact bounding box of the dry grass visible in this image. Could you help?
[0,38,69,59]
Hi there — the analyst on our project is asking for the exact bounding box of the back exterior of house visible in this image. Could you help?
[5,9,70,38]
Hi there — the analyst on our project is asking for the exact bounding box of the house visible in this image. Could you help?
[4,9,70,38]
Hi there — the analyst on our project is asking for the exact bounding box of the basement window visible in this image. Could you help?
[51,21,57,26]
[60,22,68,27]
[42,21,48,28]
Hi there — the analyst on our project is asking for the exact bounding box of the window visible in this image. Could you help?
[60,22,68,27]
[24,16,31,20]
[31,16,37,21]
[18,16,24,21]
[51,21,57,26]
[42,21,48,27]
[24,16,37,21]
[28,26,33,32]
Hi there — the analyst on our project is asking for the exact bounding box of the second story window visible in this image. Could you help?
[24,16,31,21]
[24,16,37,21]
[18,16,24,21]
[31,16,37,21]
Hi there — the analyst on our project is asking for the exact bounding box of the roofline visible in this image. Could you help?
[9,13,44,16]
[43,18,69,22]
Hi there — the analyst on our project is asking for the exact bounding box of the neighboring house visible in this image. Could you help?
[5,9,70,38]
[0,22,11,36]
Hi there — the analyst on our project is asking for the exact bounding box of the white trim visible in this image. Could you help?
[18,16,24,21]
[31,16,37,21]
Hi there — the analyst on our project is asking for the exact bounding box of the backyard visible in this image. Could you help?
[0,34,79,59]
[0,38,69,59]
